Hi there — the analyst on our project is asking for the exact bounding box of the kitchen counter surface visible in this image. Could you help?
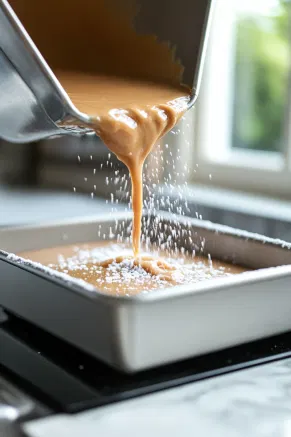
[25,356,291,437]
[0,186,123,227]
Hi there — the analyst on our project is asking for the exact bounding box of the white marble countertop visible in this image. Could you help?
[25,357,291,437]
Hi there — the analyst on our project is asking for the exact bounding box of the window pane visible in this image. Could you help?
[232,0,290,152]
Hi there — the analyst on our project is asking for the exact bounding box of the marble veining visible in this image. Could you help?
[25,358,291,437]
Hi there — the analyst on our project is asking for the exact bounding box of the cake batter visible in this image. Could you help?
[10,0,190,263]
[18,243,248,296]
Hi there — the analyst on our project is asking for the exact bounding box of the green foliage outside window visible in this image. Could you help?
[232,0,290,151]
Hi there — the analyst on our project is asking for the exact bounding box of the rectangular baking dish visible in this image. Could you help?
[0,212,291,373]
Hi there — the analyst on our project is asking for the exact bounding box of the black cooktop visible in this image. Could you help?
[1,308,291,415]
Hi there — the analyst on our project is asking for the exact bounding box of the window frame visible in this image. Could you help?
[182,0,291,199]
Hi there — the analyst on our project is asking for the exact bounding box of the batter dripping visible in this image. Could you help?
[56,71,190,256]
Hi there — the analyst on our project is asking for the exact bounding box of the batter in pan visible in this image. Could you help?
[18,243,248,296]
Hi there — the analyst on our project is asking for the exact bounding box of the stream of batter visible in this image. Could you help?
[56,73,190,283]
[56,71,190,256]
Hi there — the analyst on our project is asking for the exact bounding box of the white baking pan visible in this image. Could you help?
[0,212,291,373]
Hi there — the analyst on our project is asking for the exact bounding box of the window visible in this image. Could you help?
[185,0,291,198]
